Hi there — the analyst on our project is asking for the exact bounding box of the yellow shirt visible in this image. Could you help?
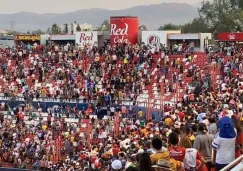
[151,151,181,171]
[140,128,147,135]
[41,89,46,96]
[189,135,195,141]
[71,136,74,142]
[189,56,192,61]
[42,125,47,131]
[138,111,143,117]
[175,58,180,65]
[165,118,173,126]
[124,58,128,64]
[241,117,243,121]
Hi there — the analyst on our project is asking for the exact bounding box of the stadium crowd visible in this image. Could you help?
[0,42,242,171]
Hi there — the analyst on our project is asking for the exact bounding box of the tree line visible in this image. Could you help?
[9,0,242,35]
[157,0,243,35]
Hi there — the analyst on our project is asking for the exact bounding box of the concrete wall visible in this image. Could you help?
[0,35,14,48]
[162,30,181,45]
[0,40,14,48]
[40,34,50,45]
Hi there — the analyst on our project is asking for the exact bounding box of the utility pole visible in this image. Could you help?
[10,21,14,31]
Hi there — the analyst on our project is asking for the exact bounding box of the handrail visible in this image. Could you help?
[221,154,243,171]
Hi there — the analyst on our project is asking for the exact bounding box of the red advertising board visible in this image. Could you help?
[110,16,138,45]
[217,32,243,41]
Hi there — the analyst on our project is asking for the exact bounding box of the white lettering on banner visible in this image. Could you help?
[110,23,129,36]
[114,36,129,44]
[111,23,129,43]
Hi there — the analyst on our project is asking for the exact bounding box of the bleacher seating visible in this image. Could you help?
[136,52,222,109]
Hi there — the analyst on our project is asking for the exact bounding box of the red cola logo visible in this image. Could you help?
[110,23,129,44]
[147,35,160,47]
[79,32,94,46]
[228,33,236,40]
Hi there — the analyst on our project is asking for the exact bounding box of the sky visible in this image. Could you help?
[0,0,202,14]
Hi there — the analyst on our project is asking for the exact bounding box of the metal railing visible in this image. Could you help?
[221,154,243,171]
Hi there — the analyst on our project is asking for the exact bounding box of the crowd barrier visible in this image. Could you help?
[0,169,29,171]
[0,167,30,171]
[221,154,243,171]
[0,96,165,120]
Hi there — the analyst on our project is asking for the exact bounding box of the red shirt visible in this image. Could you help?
[236,131,243,158]
[177,112,185,120]
[232,69,237,77]
[90,156,97,163]
[47,115,51,121]
[168,147,186,162]
[112,148,120,156]
[19,113,24,121]
[80,154,86,160]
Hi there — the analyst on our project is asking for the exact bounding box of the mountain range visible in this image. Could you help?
[0,3,198,32]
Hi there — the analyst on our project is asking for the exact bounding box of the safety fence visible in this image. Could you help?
[0,163,31,170]
[221,154,243,171]
[0,168,30,171]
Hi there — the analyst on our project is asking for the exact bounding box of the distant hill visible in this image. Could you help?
[0,3,198,32]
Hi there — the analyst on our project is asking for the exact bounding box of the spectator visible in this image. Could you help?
[111,160,123,171]
[151,159,173,171]
[232,115,243,158]
[193,123,214,171]
[138,152,154,171]
[168,132,185,162]
[125,167,139,171]
[150,137,183,171]
[212,117,236,171]
[208,118,217,137]
[179,135,206,171]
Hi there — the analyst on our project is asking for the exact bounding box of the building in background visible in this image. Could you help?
[0,29,8,35]
[59,24,72,34]
[58,23,93,34]
[167,33,212,52]
[50,34,75,45]
[0,35,14,48]
[71,23,93,33]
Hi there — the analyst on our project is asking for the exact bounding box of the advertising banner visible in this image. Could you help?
[168,33,200,40]
[75,31,98,47]
[110,16,138,45]
[14,35,40,41]
[142,31,168,47]
[217,32,243,41]
[50,34,75,41]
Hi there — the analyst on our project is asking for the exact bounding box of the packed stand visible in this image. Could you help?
[0,42,242,171]
[0,42,199,106]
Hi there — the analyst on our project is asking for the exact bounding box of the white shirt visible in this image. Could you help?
[110,107,115,113]
[183,148,200,169]
[212,132,236,164]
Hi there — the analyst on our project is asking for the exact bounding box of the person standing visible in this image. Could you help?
[168,132,185,162]
[179,135,207,171]
[212,117,236,171]
[193,123,214,171]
